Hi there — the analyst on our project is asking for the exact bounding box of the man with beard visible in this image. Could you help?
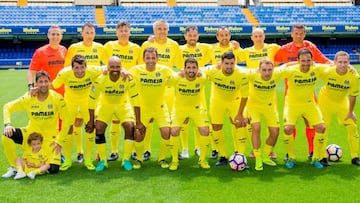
[2,71,71,178]
[52,55,104,171]
[64,23,107,164]
[211,26,242,65]
[204,51,249,166]
[86,56,144,171]
[167,58,211,170]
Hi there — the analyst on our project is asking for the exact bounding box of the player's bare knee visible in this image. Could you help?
[212,124,223,131]
[160,127,170,140]
[171,127,180,136]
[284,125,294,135]
[199,126,209,136]
[314,124,325,134]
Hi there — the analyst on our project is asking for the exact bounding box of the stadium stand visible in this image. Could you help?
[249,6,360,25]
[0,3,359,67]
[260,0,353,6]
[175,0,218,6]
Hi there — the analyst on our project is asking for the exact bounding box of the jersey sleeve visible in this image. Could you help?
[3,93,28,124]
[127,78,140,107]
[29,49,44,71]
[350,72,360,97]
[88,78,101,110]
[64,45,75,67]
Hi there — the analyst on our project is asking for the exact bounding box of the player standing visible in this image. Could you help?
[64,23,107,163]
[129,47,173,169]
[86,56,145,171]
[168,58,211,170]
[282,48,327,169]
[275,24,332,160]
[52,55,103,171]
[104,21,141,161]
[211,26,242,65]
[139,20,182,161]
[177,25,212,158]
[27,25,67,95]
[317,51,360,166]
[246,59,284,170]
[204,51,249,166]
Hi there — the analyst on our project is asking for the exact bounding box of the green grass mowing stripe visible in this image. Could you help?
[0,68,359,202]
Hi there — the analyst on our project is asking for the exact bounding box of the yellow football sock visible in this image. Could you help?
[95,143,107,161]
[170,136,180,162]
[110,123,121,153]
[346,124,359,158]
[2,136,17,167]
[253,148,261,158]
[144,123,154,152]
[212,130,226,157]
[84,132,94,160]
[34,168,42,175]
[134,141,144,162]
[16,166,24,172]
[313,132,325,161]
[180,124,189,151]
[194,128,201,150]
[63,133,73,160]
[123,139,134,160]
[73,126,83,154]
[199,135,210,162]
[210,130,217,152]
[283,134,295,159]
[263,144,273,157]
[234,127,248,154]
[158,138,170,161]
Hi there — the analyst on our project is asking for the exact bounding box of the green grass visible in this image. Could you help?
[0,68,360,202]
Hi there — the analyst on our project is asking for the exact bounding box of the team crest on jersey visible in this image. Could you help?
[85,78,91,82]
[310,72,315,77]
[129,50,133,54]
[38,154,43,159]
[165,48,170,53]
[263,48,268,52]
[119,84,124,89]
[195,83,200,88]
[93,49,97,53]
[156,72,161,77]
[230,80,235,85]
[196,48,200,53]
[270,80,275,84]
[344,80,350,85]
[48,104,53,109]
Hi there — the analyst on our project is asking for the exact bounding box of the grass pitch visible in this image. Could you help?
[0,68,359,202]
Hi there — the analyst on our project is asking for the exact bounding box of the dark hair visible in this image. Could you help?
[117,21,131,29]
[143,47,158,58]
[184,57,198,68]
[27,132,43,145]
[35,71,50,82]
[221,51,235,61]
[71,54,86,67]
[297,48,313,59]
